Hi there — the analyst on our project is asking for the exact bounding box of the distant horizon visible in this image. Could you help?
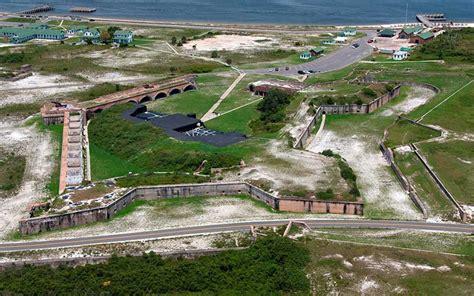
[0,0,473,25]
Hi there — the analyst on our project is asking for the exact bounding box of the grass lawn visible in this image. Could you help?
[88,103,259,180]
[115,172,209,188]
[0,150,26,196]
[0,103,41,118]
[385,119,441,148]
[305,235,474,295]
[394,152,456,219]
[148,73,237,118]
[70,83,135,102]
[418,141,474,205]
[419,80,473,134]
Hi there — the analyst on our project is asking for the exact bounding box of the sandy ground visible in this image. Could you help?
[77,72,153,84]
[80,48,160,67]
[381,86,437,116]
[8,195,359,242]
[228,140,346,193]
[372,35,413,51]
[307,86,438,219]
[183,34,276,52]
[0,119,54,239]
[0,73,86,107]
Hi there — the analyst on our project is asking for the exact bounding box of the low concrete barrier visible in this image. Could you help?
[19,182,363,235]
[293,107,323,149]
[379,143,428,218]
[411,144,467,222]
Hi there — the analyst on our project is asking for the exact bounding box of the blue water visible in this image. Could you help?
[0,0,473,25]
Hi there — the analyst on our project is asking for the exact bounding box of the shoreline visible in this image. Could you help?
[1,12,474,32]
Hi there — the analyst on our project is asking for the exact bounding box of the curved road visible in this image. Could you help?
[244,32,375,76]
[1,219,472,252]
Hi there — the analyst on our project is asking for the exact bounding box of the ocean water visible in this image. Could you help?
[0,0,473,25]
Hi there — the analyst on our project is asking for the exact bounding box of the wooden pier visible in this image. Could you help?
[416,13,447,27]
[17,4,54,15]
[70,7,97,13]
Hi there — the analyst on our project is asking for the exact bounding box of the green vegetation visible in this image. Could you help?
[89,103,254,180]
[0,150,26,195]
[321,150,360,200]
[0,103,41,118]
[250,88,292,133]
[385,119,441,147]
[115,173,209,188]
[3,17,37,23]
[148,73,235,118]
[394,152,456,218]
[410,28,474,63]
[419,141,474,205]
[0,236,309,295]
[70,83,134,102]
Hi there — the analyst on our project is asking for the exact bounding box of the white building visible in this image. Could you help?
[334,36,347,44]
[393,51,409,61]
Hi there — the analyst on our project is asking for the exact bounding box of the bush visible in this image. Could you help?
[0,52,26,63]
[0,235,310,295]
[321,149,334,157]
[317,188,335,200]
[211,51,219,58]
[362,87,377,98]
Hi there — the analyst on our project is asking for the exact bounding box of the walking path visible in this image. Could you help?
[417,80,473,122]
[201,73,246,122]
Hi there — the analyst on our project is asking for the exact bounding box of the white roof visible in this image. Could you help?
[393,51,407,55]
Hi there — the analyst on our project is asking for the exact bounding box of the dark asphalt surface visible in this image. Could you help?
[1,219,472,252]
[244,32,375,76]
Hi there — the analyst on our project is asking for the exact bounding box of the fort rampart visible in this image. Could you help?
[19,182,363,235]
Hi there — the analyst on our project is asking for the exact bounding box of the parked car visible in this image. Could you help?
[297,70,306,75]
[367,39,374,43]
[351,43,360,49]
[285,66,290,70]
[308,70,315,73]
[275,67,279,71]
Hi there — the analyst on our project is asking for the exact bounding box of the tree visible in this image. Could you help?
[177,41,183,47]
[225,58,232,65]
[257,89,292,123]
[100,31,112,44]
[181,36,187,44]
[211,51,218,58]
[107,26,121,36]
[171,36,177,45]
[169,66,177,73]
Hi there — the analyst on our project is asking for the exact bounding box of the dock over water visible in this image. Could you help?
[416,13,447,27]
[70,7,97,13]
[17,4,54,15]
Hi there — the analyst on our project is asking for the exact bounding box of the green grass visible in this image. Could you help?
[90,144,143,181]
[3,17,36,23]
[115,173,209,187]
[419,80,473,134]
[206,102,261,135]
[70,83,135,102]
[385,119,441,147]
[0,103,41,118]
[148,73,236,118]
[88,103,258,180]
[0,150,26,196]
[305,234,474,295]
[394,152,456,219]
[418,141,474,205]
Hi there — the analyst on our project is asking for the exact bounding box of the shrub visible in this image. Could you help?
[321,149,334,157]
[317,188,335,200]
[362,87,377,98]
[211,51,218,58]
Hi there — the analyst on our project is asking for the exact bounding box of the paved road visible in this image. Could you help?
[1,219,472,252]
[244,33,375,76]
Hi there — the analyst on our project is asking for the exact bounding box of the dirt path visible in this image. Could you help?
[202,73,246,122]
[0,120,54,240]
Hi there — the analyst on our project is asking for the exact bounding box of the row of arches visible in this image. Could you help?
[132,85,196,104]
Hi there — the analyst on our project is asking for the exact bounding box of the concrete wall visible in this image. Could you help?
[19,182,363,235]
[293,107,323,149]
[379,143,428,218]
[279,198,363,215]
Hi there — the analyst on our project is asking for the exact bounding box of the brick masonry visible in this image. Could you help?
[19,182,364,235]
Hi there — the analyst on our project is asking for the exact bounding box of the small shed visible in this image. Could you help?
[300,51,312,60]
[378,29,396,38]
[393,51,408,61]
[310,47,324,56]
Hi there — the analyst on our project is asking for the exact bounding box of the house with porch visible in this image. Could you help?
[67,25,88,35]
[378,29,396,38]
[300,51,312,60]
[113,30,133,45]
[80,28,101,43]
[343,27,357,36]
[310,47,324,56]
[321,39,336,45]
